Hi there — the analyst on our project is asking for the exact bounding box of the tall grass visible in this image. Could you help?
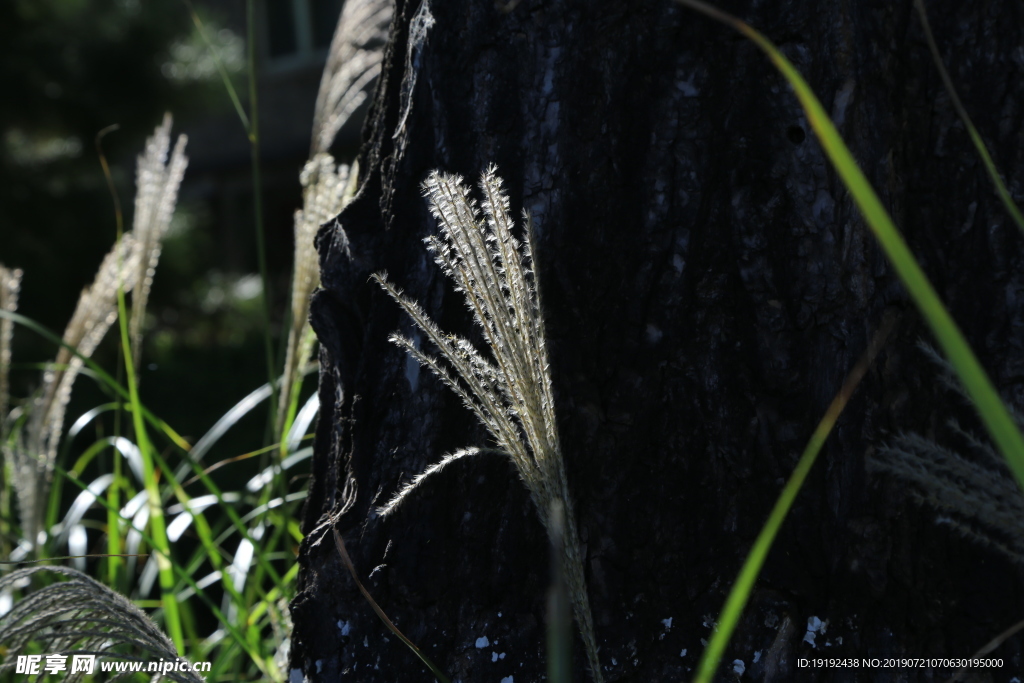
[0,1,384,678]
[375,167,603,682]
[676,1,1024,679]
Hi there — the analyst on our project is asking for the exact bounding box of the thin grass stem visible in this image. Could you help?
[694,314,895,682]
[913,0,1024,236]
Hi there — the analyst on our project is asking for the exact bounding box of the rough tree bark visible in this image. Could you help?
[291,0,1024,680]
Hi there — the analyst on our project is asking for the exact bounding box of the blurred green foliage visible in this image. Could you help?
[0,0,287,446]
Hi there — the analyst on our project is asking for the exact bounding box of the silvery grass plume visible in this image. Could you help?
[130,113,188,371]
[373,166,604,682]
[18,234,143,546]
[0,264,22,444]
[10,116,186,546]
[310,0,392,155]
[0,566,204,683]
[870,343,1024,564]
[275,154,358,440]
[1,265,22,525]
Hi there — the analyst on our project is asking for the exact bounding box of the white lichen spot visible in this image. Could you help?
[363,636,369,648]
[611,658,617,666]
[836,636,843,645]
[499,653,506,660]
[475,636,490,649]
[492,652,498,663]
[497,612,502,617]
[803,615,824,649]
[315,660,323,674]
[753,650,761,663]
[661,617,673,629]
[679,649,687,658]
[732,660,745,675]
[289,668,304,683]
[500,677,514,683]
[337,620,351,636]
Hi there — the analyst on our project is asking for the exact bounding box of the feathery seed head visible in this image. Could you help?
[375,165,604,681]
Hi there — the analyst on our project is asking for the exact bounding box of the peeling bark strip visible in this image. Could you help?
[292,1,1024,681]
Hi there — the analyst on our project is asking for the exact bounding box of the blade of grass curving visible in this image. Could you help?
[0,553,148,565]
[181,0,251,133]
[694,315,895,681]
[96,124,128,589]
[182,439,306,488]
[148,452,251,619]
[913,0,1024,236]
[950,618,1024,682]
[176,382,272,481]
[676,0,1024,492]
[245,562,299,627]
[45,435,133,538]
[98,124,184,653]
[153,443,285,588]
[246,0,278,437]
[332,524,452,683]
[0,310,189,453]
[286,393,319,454]
[55,465,272,676]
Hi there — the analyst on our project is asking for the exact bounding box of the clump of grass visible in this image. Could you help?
[374,166,604,682]
[0,565,204,683]
[16,233,142,547]
[276,154,357,442]
[871,345,1024,564]
[675,1,1024,680]
[310,0,392,157]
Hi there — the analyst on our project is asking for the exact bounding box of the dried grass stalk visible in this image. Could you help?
[275,154,357,439]
[374,165,604,682]
[0,566,203,683]
[311,0,393,155]
[0,264,22,442]
[871,343,1024,564]
[130,113,189,370]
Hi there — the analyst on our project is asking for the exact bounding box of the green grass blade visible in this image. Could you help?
[0,310,191,452]
[55,466,272,677]
[913,0,1024,236]
[332,525,452,683]
[693,317,894,682]
[245,0,278,437]
[181,0,251,134]
[676,0,1024,493]
[98,127,185,653]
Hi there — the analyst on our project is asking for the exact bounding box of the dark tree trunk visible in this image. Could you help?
[291,0,1024,680]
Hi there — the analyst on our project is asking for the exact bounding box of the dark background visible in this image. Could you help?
[0,0,354,451]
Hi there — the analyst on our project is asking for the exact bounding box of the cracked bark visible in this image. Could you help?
[291,0,1024,680]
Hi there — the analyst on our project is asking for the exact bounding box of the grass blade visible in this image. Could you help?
[913,0,1024,236]
[693,315,895,682]
[675,0,1024,493]
[331,524,452,683]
